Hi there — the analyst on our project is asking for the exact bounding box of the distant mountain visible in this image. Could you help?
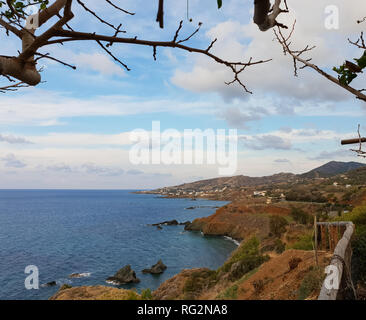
[300,161,366,179]
[150,161,366,194]
[155,172,296,193]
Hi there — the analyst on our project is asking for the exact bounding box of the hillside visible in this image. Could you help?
[300,161,366,179]
[161,173,296,191]
[142,161,366,198]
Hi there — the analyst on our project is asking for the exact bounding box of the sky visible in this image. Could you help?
[0,0,366,189]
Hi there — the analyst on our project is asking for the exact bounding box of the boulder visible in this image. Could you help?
[43,281,57,287]
[142,259,167,274]
[184,222,194,230]
[151,220,179,226]
[106,265,140,284]
[179,221,191,226]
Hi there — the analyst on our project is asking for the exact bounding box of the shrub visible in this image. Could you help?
[59,284,72,291]
[297,266,324,300]
[126,290,140,300]
[337,205,366,226]
[183,269,218,299]
[290,207,311,225]
[289,234,313,251]
[274,239,286,254]
[218,284,238,300]
[141,288,153,300]
[269,215,288,238]
[219,237,269,282]
[336,205,366,282]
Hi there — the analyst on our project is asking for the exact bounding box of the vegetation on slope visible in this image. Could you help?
[335,204,366,283]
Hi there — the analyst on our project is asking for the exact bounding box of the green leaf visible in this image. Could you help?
[217,0,222,9]
[355,51,366,69]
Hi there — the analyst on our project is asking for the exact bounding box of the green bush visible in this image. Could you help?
[274,239,286,254]
[297,266,324,300]
[59,284,72,291]
[289,234,313,251]
[126,290,140,300]
[218,284,238,300]
[269,215,288,238]
[336,205,366,281]
[141,288,153,300]
[219,237,269,276]
[290,207,312,225]
[337,205,366,226]
[183,269,218,299]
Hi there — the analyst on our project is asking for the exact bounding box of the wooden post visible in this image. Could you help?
[329,225,334,252]
[321,225,327,251]
[314,216,318,266]
[334,224,339,247]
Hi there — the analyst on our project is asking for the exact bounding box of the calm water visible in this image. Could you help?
[0,190,236,300]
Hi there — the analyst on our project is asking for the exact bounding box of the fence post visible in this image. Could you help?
[314,215,318,266]
[321,225,327,250]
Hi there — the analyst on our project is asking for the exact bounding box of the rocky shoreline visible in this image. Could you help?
[49,193,312,300]
[49,196,237,299]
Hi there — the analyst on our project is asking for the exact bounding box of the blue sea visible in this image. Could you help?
[0,190,237,300]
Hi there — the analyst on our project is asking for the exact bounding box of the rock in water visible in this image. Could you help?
[42,281,57,287]
[179,221,191,226]
[151,220,178,226]
[106,265,140,284]
[142,259,167,274]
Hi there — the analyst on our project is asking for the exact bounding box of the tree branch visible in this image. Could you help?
[274,21,366,102]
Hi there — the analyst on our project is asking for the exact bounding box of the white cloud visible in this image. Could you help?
[72,53,125,76]
[171,0,366,103]
[0,89,218,126]
[1,154,27,168]
[0,134,32,144]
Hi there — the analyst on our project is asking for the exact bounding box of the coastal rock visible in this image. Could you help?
[69,273,89,279]
[142,259,167,274]
[185,206,196,210]
[183,203,292,240]
[179,221,191,226]
[106,265,140,285]
[43,281,57,287]
[184,222,194,231]
[156,225,163,230]
[50,285,140,300]
[151,220,179,226]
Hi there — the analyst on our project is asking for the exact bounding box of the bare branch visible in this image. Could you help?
[349,125,366,158]
[0,16,22,38]
[105,0,134,16]
[76,0,121,31]
[348,32,366,50]
[156,0,164,29]
[34,52,76,69]
[274,21,366,102]
[95,40,130,71]
[0,76,29,92]
[49,27,271,92]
